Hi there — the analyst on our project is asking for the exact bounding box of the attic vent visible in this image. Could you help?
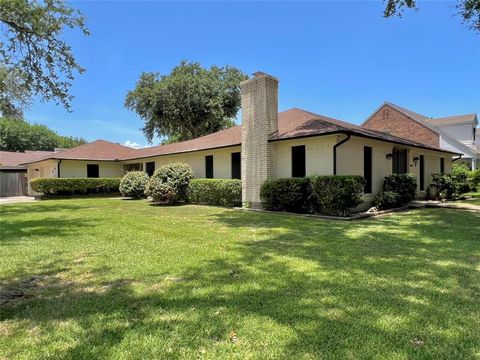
[383,108,390,120]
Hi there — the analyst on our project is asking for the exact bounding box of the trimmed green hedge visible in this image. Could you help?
[260,178,314,214]
[311,175,365,216]
[30,178,120,195]
[382,174,417,204]
[260,175,365,216]
[374,174,417,209]
[189,179,241,207]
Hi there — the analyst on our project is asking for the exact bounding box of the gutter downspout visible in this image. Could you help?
[451,155,462,163]
[57,159,62,178]
[333,133,351,175]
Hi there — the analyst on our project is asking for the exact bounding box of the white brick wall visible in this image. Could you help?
[241,72,278,208]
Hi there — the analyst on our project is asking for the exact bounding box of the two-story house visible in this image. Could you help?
[362,102,479,170]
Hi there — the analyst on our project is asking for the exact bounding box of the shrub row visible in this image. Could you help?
[189,179,242,207]
[260,175,365,216]
[30,178,120,195]
[427,164,479,200]
[118,164,242,207]
[374,174,417,210]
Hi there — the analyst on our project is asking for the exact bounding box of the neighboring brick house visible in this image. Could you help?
[13,72,460,208]
[362,102,479,170]
[363,103,440,148]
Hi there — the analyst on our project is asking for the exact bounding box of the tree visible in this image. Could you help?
[125,61,247,143]
[383,0,480,33]
[0,0,89,118]
[0,117,86,152]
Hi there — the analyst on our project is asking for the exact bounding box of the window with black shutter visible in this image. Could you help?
[291,145,306,177]
[364,146,372,193]
[231,152,241,179]
[145,162,155,176]
[205,155,214,178]
[87,164,99,178]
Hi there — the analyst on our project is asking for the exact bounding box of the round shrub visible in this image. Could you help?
[374,191,400,210]
[145,163,193,204]
[119,171,148,198]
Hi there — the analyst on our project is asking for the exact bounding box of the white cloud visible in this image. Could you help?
[123,140,144,149]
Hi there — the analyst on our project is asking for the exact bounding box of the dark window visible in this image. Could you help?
[87,164,99,178]
[392,149,407,174]
[123,163,142,172]
[419,155,425,191]
[364,146,372,194]
[440,158,445,173]
[145,162,155,176]
[231,152,241,179]
[205,155,214,178]
[292,145,306,177]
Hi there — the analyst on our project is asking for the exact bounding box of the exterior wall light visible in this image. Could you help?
[386,153,393,159]
[413,156,419,166]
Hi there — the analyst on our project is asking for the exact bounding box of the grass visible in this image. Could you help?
[0,198,479,360]
[454,191,480,206]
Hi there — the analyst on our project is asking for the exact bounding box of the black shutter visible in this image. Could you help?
[231,152,241,179]
[419,155,425,191]
[440,158,445,173]
[87,164,99,178]
[291,145,306,177]
[145,162,155,176]
[205,155,214,178]
[364,146,372,193]
[392,149,407,174]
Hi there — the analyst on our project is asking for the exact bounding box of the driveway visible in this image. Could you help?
[0,196,36,204]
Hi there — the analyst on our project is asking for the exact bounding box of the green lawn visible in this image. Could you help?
[0,199,479,360]
[457,192,480,206]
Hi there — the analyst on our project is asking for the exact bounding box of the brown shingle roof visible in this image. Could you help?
[21,108,459,166]
[20,140,138,164]
[271,109,457,154]
[0,150,57,169]
[425,114,478,126]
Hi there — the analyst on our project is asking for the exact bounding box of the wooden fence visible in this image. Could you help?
[0,171,27,197]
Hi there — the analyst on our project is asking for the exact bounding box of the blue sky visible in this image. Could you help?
[25,1,480,148]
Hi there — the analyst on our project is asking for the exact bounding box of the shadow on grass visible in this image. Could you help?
[0,208,479,358]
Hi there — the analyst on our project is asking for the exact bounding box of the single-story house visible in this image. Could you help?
[19,72,460,207]
[362,101,479,170]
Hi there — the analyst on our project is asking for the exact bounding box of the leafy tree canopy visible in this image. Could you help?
[0,117,86,152]
[125,61,248,143]
[0,0,89,118]
[383,0,480,33]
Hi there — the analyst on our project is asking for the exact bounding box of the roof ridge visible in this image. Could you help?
[385,101,430,120]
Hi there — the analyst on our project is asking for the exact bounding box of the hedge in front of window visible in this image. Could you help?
[189,179,241,207]
[311,175,366,216]
[260,177,315,214]
[30,178,120,195]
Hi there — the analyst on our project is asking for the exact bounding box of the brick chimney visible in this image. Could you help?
[241,72,279,208]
